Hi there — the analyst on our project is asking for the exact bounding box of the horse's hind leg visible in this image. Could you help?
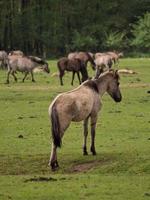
[90,114,98,155]
[83,116,89,155]
[49,143,59,171]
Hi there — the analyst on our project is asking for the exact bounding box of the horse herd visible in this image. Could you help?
[0,50,123,171]
[0,50,123,85]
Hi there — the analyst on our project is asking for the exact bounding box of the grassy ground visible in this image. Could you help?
[0,58,150,200]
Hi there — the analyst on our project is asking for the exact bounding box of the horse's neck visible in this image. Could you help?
[96,76,109,97]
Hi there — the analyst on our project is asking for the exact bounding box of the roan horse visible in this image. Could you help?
[6,56,50,83]
[48,69,122,170]
[57,57,88,85]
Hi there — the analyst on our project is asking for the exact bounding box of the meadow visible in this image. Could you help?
[0,58,150,200]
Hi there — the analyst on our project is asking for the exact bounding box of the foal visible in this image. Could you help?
[48,70,122,170]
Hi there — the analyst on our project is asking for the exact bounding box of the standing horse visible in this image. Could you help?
[94,55,113,78]
[48,69,122,170]
[106,51,123,65]
[68,52,96,70]
[0,50,8,69]
[57,57,88,85]
[6,56,50,83]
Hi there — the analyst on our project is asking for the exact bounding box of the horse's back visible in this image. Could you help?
[50,84,99,123]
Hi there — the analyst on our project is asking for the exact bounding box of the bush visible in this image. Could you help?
[131,12,150,51]
[105,31,127,50]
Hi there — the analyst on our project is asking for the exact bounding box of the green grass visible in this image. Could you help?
[0,58,150,200]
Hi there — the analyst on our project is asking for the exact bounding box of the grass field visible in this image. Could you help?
[0,58,150,200]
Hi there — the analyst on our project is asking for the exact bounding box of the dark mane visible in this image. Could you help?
[83,79,99,93]
[28,56,46,65]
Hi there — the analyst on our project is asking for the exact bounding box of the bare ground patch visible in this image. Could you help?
[68,159,111,173]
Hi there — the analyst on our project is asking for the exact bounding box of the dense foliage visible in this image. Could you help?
[0,0,149,57]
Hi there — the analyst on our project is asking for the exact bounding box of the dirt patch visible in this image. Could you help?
[69,159,110,173]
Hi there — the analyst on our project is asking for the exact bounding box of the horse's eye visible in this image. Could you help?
[117,82,120,86]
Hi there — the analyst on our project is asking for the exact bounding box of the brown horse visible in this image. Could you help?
[6,55,50,83]
[57,57,88,85]
[48,69,122,170]
[68,52,96,70]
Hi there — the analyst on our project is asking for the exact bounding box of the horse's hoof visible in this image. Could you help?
[83,151,88,156]
[50,161,59,171]
[5,81,9,84]
[92,151,97,156]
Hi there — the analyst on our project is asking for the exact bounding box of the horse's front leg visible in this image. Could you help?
[83,117,89,155]
[95,66,101,79]
[22,72,29,82]
[31,71,35,82]
[12,71,17,82]
[6,69,11,84]
[59,70,64,85]
[77,72,81,84]
[49,143,59,171]
[90,114,98,155]
[71,71,75,85]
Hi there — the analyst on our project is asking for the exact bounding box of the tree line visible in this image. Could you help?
[0,0,149,57]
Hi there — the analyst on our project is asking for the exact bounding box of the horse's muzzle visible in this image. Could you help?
[114,95,122,102]
[113,93,122,102]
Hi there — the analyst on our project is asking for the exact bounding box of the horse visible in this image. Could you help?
[8,50,24,56]
[68,51,96,70]
[94,55,113,78]
[48,69,122,170]
[6,55,50,83]
[57,57,88,85]
[106,51,123,65]
[0,50,9,69]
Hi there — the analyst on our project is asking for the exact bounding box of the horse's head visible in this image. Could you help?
[107,70,122,102]
[43,62,50,73]
[118,52,124,58]
[86,52,96,70]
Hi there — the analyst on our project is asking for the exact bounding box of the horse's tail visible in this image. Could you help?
[51,103,61,148]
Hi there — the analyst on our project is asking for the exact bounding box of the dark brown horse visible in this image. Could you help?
[68,52,96,71]
[57,57,88,85]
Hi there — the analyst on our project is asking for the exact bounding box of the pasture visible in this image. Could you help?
[0,58,150,200]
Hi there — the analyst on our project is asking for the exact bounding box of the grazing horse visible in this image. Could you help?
[94,55,113,78]
[0,50,9,69]
[57,57,88,86]
[48,69,122,170]
[6,56,50,83]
